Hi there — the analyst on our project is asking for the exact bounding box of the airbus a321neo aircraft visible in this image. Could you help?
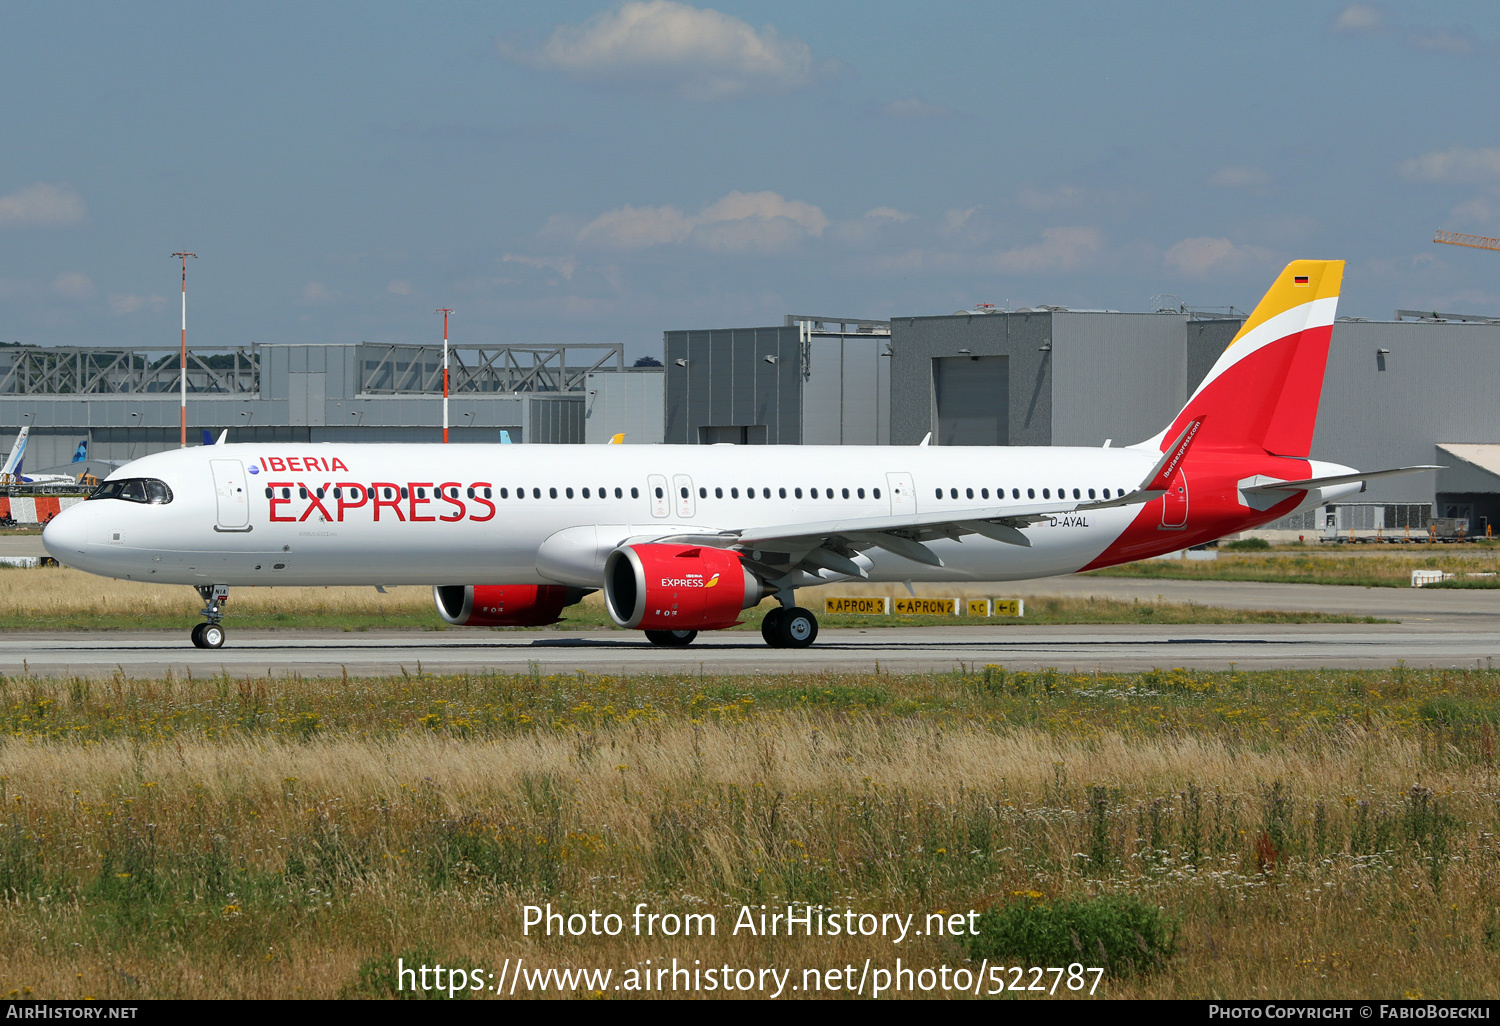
[42,260,1430,650]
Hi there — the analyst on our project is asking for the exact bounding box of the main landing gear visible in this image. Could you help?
[761,605,818,649]
[191,584,229,649]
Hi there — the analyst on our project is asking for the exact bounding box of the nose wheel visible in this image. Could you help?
[191,584,229,649]
[190,622,225,649]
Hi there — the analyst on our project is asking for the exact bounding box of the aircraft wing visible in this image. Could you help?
[635,418,1199,577]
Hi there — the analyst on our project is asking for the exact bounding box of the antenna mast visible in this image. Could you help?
[436,308,453,443]
[171,252,197,447]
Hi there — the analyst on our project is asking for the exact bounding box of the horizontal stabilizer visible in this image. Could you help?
[1241,465,1441,495]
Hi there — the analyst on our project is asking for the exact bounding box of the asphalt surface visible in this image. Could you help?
[3,575,1499,677]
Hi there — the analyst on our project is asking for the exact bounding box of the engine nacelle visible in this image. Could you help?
[603,543,762,631]
[432,584,587,627]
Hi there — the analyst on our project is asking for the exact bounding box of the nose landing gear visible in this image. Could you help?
[191,584,229,648]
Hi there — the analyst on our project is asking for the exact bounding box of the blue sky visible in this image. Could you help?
[3,1,1499,359]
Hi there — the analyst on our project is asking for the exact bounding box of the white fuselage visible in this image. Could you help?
[41,442,1358,589]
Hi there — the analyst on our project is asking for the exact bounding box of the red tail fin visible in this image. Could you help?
[1157,260,1343,457]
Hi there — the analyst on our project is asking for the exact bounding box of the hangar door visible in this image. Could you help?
[933,356,1008,446]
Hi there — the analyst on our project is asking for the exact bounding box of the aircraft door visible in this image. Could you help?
[1160,472,1188,530]
[886,472,916,516]
[672,474,695,519]
[647,474,670,518]
[211,459,251,531]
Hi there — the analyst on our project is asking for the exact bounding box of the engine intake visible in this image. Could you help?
[603,543,762,631]
[433,584,587,627]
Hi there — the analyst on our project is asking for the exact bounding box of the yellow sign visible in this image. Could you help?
[966,599,991,617]
[894,597,958,616]
[824,596,890,615]
[993,599,1024,617]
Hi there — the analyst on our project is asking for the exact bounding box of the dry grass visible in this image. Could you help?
[1,665,1497,999]
[1092,550,1500,588]
[0,568,1382,632]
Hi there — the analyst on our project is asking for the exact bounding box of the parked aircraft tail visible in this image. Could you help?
[1147,259,1343,458]
[71,440,88,463]
[1,426,29,480]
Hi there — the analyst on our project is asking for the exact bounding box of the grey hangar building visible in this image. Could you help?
[4,302,1499,534]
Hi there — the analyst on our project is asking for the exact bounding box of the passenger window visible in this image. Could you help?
[747,488,755,500]
[582,487,590,498]
[873,487,881,499]
[779,487,786,499]
[965,488,973,499]
[715,487,723,498]
[516,488,526,499]
[1043,488,1050,498]
[935,488,942,499]
[762,488,770,499]
[532,488,541,499]
[265,487,273,499]
[981,488,989,499]
[499,487,509,499]
[615,487,623,498]
[731,487,739,498]
[466,487,475,499]
[566,487,574,499]
[484,488,492,498]
[842,488,850,499]
[680,487,689,498]
[794,487,802,499]
[630,487,639,499]
[1102,488,1110,499]
[857,488,865,499]
[400,487,408,499]
[1027,488,1034,499]
[286,488,295,500]
[811,488,819,499]
[655,486,663,498]
[699,487,706,498]
[1073,488,1081,499]
[299,487,307,499]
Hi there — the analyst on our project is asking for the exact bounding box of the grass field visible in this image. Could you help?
[1090,549,1500,588]
[0,567,1386,631]
[1,663,1496,999]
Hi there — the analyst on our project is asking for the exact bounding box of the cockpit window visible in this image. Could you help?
[88,478,174,505]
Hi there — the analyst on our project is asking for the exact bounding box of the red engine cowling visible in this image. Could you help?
[603,543,762,631]
[432,584,586,627]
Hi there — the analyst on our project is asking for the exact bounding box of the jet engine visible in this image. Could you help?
[603,543,762,631]
[432,584,588,627]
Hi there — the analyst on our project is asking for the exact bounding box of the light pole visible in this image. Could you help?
[171,252,197,446]
[436,308,453,443]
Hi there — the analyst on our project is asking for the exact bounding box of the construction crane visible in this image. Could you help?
[1434,229,1500,251]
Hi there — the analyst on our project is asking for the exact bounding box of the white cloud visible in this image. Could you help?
[940,207,980,235]
[574,190,827,253]
[51,271,94,301]
[108,293,167,316]
[1398,147,1500,184]
[881,98,952,120]
[0,183,86,229]
[862,206,912,222]
[502,254,579,280]
[1164,236,1272,276]
[1410,30,1476,55]
[987,226,1102,273]
[509,1,818,100]
[1209,165,1271,188]
[1333,3,1384,33]
[386,279,412,295]
[300,281,337,305]
[1448,195,1500,227]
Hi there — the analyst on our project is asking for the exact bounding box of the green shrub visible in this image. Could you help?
[1223,537,1270,550]
[340,947,483,1000]
[962,895,1178,977]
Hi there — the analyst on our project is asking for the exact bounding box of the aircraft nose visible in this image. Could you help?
[42,505,87,560]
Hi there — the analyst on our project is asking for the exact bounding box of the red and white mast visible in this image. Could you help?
[171,251,197,447]
[436,308,453,443]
